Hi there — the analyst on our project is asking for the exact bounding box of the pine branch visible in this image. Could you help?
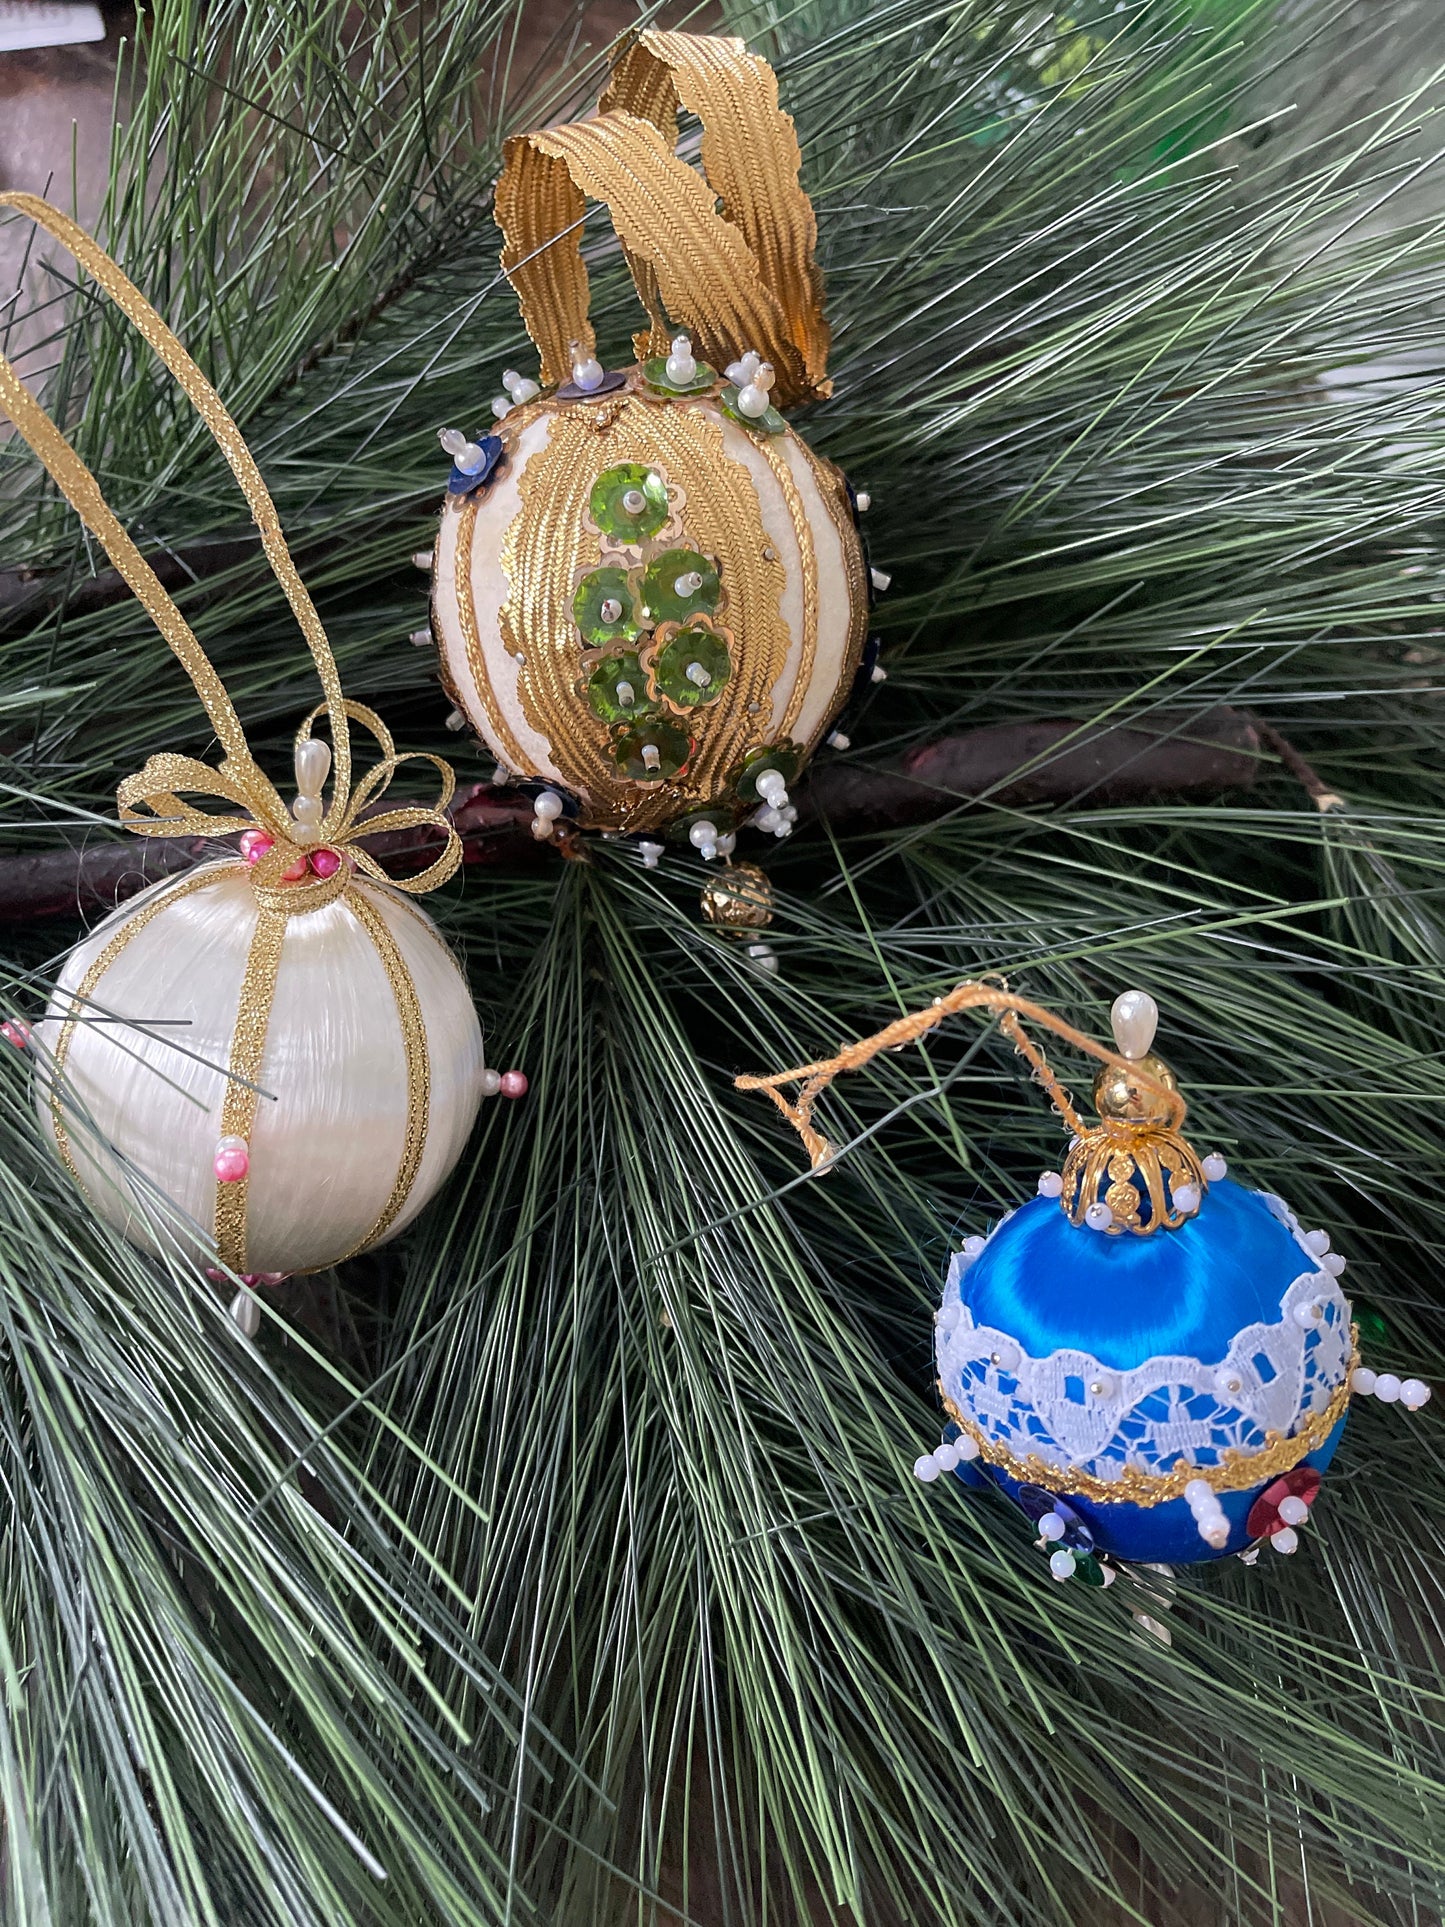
[0,708,1258,921]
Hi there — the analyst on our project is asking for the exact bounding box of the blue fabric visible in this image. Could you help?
[962,1178,1307,1372]
[965,1418,1346,1562]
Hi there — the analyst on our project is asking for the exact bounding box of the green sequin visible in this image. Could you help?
[641,549,721,625]
[574,567,641,646]
[585,653,656,724]
[590,463,671,542]
[641,354,717,396]
[719,382,786,436]
[651,627,731,708]
[1072,1553,1106,1588]
[735,741,803,800]
[612,719,692,783]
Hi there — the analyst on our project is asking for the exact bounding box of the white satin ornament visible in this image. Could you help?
[37,863,485,1276]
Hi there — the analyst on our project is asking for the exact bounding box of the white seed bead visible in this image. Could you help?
[1350,1367,1377,1396]
[870,567,892,592]
[1202,1153,1228,1182]
[1037,1171,1064,1199]
[827,730,851,750]
[216,1135,248,1155]
[746,942,779,974]
[1270,1526,1298,1555]
[1277,1495,1310,1527]
[1303,1228,1331,1256]
[480,1069,502,1097]
[1171,1182,1200,1215]
[616,682,636,708]
[1100,1563,1116,1587]
[600,596,624,623]
[229,1291,261,1338]
[622,487,647,515]
[534,790,564,821]
[1373,1373,1402,1404]
[412,550,433,571]
[1049,1550,1076,1581]
[955,1433,980,1462]
[1200,1520,1230,1549]
[685,662,711,687]
[409,627,433,647]
[491,396,512,420]
[1184,1478,1215,1509]
[1084,1202,1114,1231]
[1400,1378,1432,1410]
[445,708,467,731]
[715,833,737,858]
[1292,1299,1323,1328]
[870,662,888,683]
[854,490,872,513]
[641,744,661,772]
[1038,1513,1066,1542]
[913,1454,941,1484]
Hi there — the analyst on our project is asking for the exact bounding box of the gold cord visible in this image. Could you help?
[735,982,1185,1169]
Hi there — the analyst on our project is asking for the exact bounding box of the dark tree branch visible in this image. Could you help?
[0,707,1260,923]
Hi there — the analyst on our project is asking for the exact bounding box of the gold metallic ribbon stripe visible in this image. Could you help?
[214,908,286,1271]
[602,30,830,400]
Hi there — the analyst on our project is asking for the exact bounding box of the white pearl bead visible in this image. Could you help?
[1049,1550,1076,1581]
[1037,1171,1064,1199]
[934,1441,961,1472]
[1038,1513,1065,1542]
[572,355,605,392]
[600,596,624,623]
[638,841,664,870]
[216,1134,248,1155]
[480,1069,502,1097]
[913,1454,941,1483]
[1373,1373,1402,1403]
[491,396,513,420]
[1303,1228,1331,1256]
[1213,1366,1244,1398]
[1084,1202,1114,1231]
[725,351,761,385]
[1350,1366,1377,1396]
[1201,1519,1230,1548]
[1184,1478,1215,1509]
[229,1290,261,1339]
[1277,1495,1309,1526]
[990,1342,1020,1373]
[1270,1526,1298,1555]
[736,382,769,419]
[1400,1378,1432,1410]
[1109,989,1159,1062]
[294,737,331,797]
[1202,1153,1228,1182]
[756,769,787,801]
[1171,1182,1200,1215]
[1323,1252,1347,1276]
[503,369,539,403]
[746,942,779,975]
[1088,1374,1116,1399]
[1292,1299,1323,1328]
[688,820,718,849]
[955,1433,980,1462]
[534,790,564,822]
[962,1234,986,1260]
[292,793,324,826]
[674,570,704,597]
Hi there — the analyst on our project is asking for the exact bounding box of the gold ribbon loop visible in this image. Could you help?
[602,30,830,400]
[496,31,829,408]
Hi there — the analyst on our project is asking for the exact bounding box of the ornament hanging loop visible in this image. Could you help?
[735,982,1187,1171]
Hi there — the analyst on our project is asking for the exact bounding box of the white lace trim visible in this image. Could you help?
[935,1187,1350,1477]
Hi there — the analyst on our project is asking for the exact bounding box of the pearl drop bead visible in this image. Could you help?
[1277,1495,1310,1526]
[1038,1512,1065,1542]
[294,737,331,797]
[1400,1378,1432,1410]
[1350,1367,1377,1396]
[736,382,769,419]
[1084,1201,1114,1231]
[1109,989,1159,1062]
[1048,1550,1076,1581]
[1201,1153,1228,1182]
[229,1291,261,1338]
[914,1454,941,1483]
[572,355,605,392]
[499,1070,528,1100]
[1037,1171,1064,1199]
[1373,1373,1402,1404]
[1270,1526,1298,1555]
[480,1069,502,1097]
[534,790,565,822]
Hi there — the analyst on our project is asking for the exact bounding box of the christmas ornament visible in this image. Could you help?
[740,981,1432,1580]
[0,195,501,1298]
[426,30,874,844]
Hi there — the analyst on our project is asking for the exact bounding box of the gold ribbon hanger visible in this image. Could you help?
[0,192,460,902]
[495,29,830,409]
[736,981,1186,1171]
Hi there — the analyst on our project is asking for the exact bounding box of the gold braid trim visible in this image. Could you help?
[602,30,830,400]
[213,907,286,1273]
[941,1347,1356,1508]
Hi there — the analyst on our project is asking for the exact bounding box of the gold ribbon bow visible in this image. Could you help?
[0,191,460,911]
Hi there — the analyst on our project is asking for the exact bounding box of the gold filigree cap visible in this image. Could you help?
[1062,991,1206,1236]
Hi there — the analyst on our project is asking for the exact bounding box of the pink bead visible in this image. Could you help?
[499,1069,528,1099]
[204,1266,227,1284]
[279,852,309,883]
[214,1147,250,1183]
[240,830,274,864]
[0,1018,31,1049]
[309,847,343,879]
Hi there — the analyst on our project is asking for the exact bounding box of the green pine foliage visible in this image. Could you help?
[4,0,1445,1920]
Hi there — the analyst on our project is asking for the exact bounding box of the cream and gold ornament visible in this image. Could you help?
[0,194,496,1297]
[428,30,873,843]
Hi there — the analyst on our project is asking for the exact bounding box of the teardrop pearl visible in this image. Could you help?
[1110,989,1159,1061]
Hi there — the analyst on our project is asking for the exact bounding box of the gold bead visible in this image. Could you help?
[699,862,774,930]
[1093,1050,1180,1125]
